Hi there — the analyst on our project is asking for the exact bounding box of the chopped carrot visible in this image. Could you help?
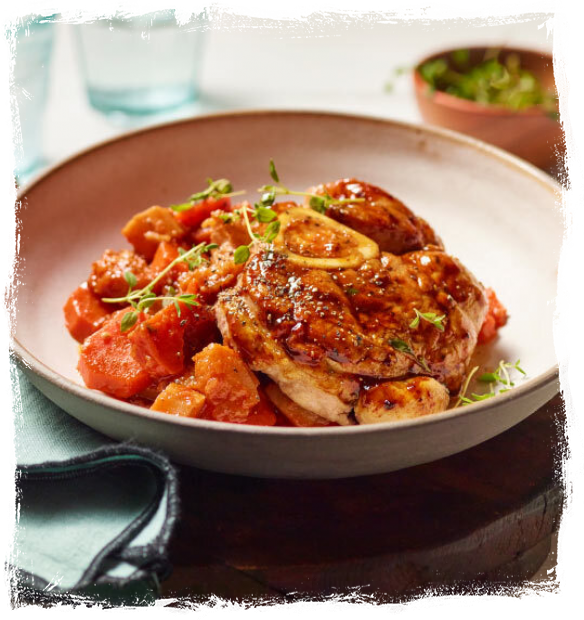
[148,240,189,291]
[151,383,205,418]
[478,288,508,344]
[78,309,151,399]
[128,304,187,378]
[64,283,112,343]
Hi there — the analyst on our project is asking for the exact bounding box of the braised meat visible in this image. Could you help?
[308,179,442,254]
[214,185,488,422]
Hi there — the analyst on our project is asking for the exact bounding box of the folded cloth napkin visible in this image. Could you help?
[10,364,180,605]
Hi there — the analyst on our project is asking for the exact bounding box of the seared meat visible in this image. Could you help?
[214,194,487,420]
[215,293,358,425]
[224,246,486,392]
[355,377,450,424]
[308,179,442,254]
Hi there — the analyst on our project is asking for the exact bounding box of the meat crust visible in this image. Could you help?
[308,179,442,254]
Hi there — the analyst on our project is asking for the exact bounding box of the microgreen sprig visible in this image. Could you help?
[170,178,246,213]
[478,359,525,387]
[409,308,446,332]
[102,242,217,332]
[258,159,366,215]
[456,359,526,407]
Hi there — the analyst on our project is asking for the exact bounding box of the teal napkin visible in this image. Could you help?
[11,363,180,605]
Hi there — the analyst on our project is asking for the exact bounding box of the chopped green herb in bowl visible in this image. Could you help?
[418,48,558,114]
[412,46,562,169]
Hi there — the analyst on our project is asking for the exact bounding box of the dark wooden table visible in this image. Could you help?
[161,393,565,603]
[14,394,563,609]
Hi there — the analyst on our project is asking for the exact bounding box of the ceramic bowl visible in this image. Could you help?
[413,46,564,170]
[12,111,562,479]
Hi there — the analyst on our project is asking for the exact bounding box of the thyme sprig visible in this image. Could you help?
[170,178,246,212]
[258,159,366,215]
[410,308,446,332]
[389,338,431,373]
[232,180,282,265]
[102,242,217,332]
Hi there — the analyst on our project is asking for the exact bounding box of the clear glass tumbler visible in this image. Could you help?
[11,16,56,182]
[75,11,207,117]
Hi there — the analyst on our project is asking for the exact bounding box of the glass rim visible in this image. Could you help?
[2,7,59,38]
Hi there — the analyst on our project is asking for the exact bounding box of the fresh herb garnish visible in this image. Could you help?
[456,359,526,407]
[102,242,217,332]
[478,359,525,386]
[418,49,558,114]
[389,338,431,373]
[233,203,281,264]
[409,308,446,332]
[258,159,366,215]
[170,178,246,212]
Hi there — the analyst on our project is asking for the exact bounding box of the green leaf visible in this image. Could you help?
[169,202,195,213]
[390,338,413,355]
[346,287,359,296]
[174,300,181,316]
[234,245,251,264]
[309,195,327,214]
[124,271,137,289]
[262,221,281,244]
[120,311,139,333]
[478,372,499,383]
[409,308,446,331]
[260,192,276,207]
[255,206,277,223]
[178,294,199,307]
[269,159,280,183]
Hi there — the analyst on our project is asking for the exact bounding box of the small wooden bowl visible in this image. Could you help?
[413,47,564,170]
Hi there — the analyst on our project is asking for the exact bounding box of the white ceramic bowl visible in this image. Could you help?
[12,111,562,478]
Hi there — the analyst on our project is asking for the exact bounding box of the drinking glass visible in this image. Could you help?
[11,16,56,182]
[75,11,207,117]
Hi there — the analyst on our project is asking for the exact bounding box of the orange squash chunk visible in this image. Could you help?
[189,343,260,424]
[122,206,185,260]
[151,383,205,418]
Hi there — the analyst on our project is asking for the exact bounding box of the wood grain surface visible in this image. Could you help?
[162,393,565,603]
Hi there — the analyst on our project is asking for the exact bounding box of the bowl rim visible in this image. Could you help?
[413,44,557,118]
[11,109,562,437]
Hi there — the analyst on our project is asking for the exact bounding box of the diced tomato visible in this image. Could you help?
[78,309,151,399]
[151,383,205,418]
[190,343,260,424]
[128,304,188,378]
[478,288,508,344]
[174,197,231,229]
[64,283,113,343]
